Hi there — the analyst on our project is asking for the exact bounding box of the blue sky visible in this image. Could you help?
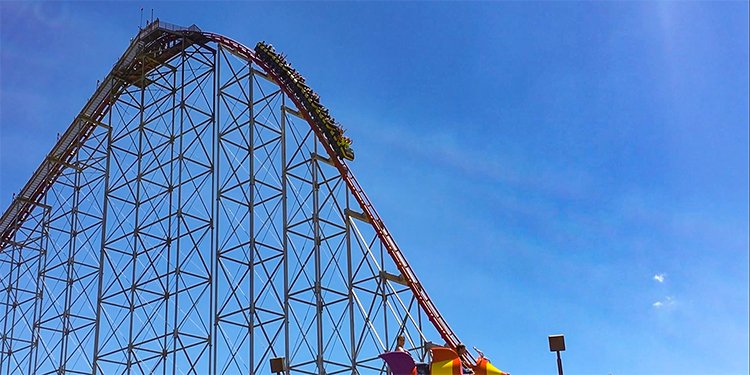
[1,2,748,374]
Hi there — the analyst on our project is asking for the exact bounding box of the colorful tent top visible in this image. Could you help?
[431,347,463,375]
[380,347,509,375]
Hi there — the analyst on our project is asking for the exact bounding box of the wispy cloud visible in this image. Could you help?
[357,120,594,202]
[653,296,676,308]
[653,273,666,283]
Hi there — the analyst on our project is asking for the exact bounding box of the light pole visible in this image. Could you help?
[548,334,565,375]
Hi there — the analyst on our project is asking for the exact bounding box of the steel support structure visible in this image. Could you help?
[0,202,49,374]
[35,115,111,375]
[1,22,441,374]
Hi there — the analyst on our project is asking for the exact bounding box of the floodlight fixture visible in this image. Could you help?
[270,357,286,374]
[548,334,565,352]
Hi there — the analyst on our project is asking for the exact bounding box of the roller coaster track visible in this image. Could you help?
[0,20,471,366]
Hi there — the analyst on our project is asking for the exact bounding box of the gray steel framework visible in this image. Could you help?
[1,22,443,374]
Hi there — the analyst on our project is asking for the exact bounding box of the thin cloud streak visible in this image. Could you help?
[653,296,676,309]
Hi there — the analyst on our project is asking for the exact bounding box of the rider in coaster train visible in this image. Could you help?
[456,344,475,374]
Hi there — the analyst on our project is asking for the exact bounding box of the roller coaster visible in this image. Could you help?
[0,20,508,374]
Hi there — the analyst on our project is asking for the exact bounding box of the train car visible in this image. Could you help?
[380,347,508,375]
[254,42,355,161]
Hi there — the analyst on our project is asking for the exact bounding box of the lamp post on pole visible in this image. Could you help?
[548,334,566,375]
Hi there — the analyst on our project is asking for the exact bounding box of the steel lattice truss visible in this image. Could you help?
[0,22,452,374]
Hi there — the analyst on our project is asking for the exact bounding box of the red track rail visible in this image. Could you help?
[203,32,468,360]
